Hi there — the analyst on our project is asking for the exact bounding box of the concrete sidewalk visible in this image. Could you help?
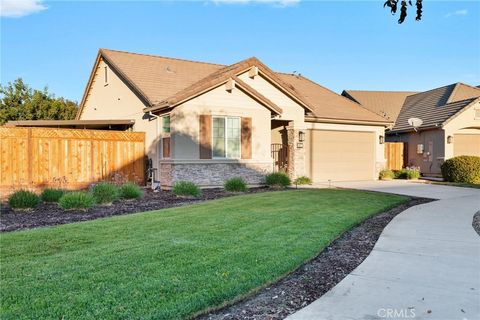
[287,181,480,320]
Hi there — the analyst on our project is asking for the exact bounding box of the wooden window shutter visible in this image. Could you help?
[162,137,171,158]
[199,115,212,159]
[241,117,252,159]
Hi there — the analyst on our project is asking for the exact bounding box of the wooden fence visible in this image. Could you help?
[0,127,145,193]
[384,142,407,171]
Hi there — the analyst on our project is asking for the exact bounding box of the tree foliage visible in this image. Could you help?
[0,78,78,125]
[384,0,423,24]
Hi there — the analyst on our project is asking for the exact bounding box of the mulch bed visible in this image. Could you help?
[0,187,270,232]
[473,211,480,236]
[197,197,434,320]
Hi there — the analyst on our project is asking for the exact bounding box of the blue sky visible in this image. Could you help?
[1,0,479,102]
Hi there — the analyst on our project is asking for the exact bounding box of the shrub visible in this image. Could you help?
[173,181,202,197]
[41,188,65,202]
[224,177,247,192]
[294,176,312,185]
[395,167,420,180]
[441,156,480,184]
[119,182,144,199]
[265,172,291,188]
[8,190,40,209]
[379,169,395,180]
[91,183,119,204]
[405,168,421,180]
[59,192,95,210]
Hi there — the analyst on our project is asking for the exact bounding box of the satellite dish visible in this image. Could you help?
[408,117,423,130]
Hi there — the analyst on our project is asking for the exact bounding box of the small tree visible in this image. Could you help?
[0,78,78,125]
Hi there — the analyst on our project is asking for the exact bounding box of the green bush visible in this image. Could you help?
[41,188,65,202]
[441,156,480,184]
[59,192,95,210]
[173,181,202,197]
[379,169,395,180]
[395,167,420,180]
[91,183,119,204]
[265,172,291,188]
[294,176,312,185]
[224,177,247,192]
[8,190,40,209]
[119,183,144,199]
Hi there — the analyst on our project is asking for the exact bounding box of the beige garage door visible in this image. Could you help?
[454,134,480,156]
[308,130,375,182]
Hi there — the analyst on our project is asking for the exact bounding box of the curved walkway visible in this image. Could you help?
[287,181,480,320]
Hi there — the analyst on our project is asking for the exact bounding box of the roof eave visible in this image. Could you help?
[305,116,392,126]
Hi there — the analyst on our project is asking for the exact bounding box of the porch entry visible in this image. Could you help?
[271,143,289,172]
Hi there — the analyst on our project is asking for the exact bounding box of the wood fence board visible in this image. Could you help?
[384,142,405,171]
[0,127,145,192]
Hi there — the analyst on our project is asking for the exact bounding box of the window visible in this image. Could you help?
[162,116,170,133]
[212,116,240,158]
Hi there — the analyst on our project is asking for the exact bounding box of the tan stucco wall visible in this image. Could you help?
[304,122,386,180]
[237,72,306,127]
[79,60,159,163]
[443,100,480,159]
[170,84,273,162]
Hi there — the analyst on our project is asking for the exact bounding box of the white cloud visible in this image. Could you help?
[0,0,47,18]
[445,9,468,18]
[211,0,300,7]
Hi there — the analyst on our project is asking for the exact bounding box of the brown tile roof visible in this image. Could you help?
[100,49,223,105]
[79,49,391,124]
[277,74,389,123]
[342,90,418,121]
[391,83,480,132]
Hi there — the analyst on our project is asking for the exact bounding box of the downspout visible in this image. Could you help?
[149,111,161,190]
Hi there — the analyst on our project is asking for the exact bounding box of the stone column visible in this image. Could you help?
[286,126,306,180]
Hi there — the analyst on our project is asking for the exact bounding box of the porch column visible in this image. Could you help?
[287,126,306,180]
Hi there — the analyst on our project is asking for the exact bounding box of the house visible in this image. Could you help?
[77,49,391,188]
[343,83,480,175]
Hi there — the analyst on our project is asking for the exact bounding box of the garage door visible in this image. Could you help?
[454,134,480,156]
[308,130,375,182]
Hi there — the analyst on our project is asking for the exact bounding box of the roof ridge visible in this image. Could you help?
[100,48,227,67]
[294,75,389,121]
[404,83,457,99]
[443,96,478,106]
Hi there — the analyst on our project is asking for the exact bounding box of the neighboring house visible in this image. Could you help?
[343,83,480,175]
[77,49,391,188]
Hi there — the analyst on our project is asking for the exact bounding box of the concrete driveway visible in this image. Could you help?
[287,181,480,320]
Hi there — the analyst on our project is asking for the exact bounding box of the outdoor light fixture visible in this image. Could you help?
[299,131,305,142]
[379,135,385,144]
[447,135,453,144]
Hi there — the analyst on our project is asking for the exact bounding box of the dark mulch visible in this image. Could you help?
[197,197,434,320]
[473,211,480,236]
[0,187,270,232]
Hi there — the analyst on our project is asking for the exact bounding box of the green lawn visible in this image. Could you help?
[0,189,407,320]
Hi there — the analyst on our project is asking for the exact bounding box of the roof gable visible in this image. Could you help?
[78,49,392,124]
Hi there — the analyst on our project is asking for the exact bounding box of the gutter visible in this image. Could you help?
[305,116,393,127]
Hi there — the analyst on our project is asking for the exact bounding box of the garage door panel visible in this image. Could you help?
[454,134,480,156]
[309,130,375,182]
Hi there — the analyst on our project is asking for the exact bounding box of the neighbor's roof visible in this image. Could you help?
[77,49,389,124]
[342,90,418,122]
[391,83,480,132]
